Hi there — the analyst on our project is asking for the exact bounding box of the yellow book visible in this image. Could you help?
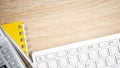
[1,21,29,56]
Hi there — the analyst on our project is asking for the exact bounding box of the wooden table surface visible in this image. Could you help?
[0,0,120,52]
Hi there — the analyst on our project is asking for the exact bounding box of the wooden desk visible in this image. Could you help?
[0,0,120,52]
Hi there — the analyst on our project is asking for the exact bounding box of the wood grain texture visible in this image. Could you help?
[0,0,120,52]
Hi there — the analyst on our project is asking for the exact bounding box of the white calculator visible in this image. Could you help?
[0,28,26,68]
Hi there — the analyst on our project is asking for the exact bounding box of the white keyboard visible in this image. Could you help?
[32,33,120,68]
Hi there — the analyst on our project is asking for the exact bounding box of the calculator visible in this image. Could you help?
[0,28,26,68]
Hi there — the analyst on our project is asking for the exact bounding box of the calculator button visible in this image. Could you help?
[9,59,18,68]
[15,66,21,68]
[2,43,9,46]
[0,65,7,68]
[1,47,9,54]
[0,58,4,66]
[5,53,14,61]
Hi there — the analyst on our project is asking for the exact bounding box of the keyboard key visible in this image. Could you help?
[58,67,66,68]
[36,55,46,62]
[89,50,99,60]
[68,48,78,54]
[86,62,96,68]
[99,49,109,57]
[106,57,116,66]
[47,53,56,59]
[79,53,89,62]
[1,47,9,54]
[96,59,106,68]
[0,58,4,66]
[58,51,67,57]
[58,58,68,66]
[48,60,57,68]
[66,65,74,68]
[110,65,120,68]
[89,44,99,50]
[5,53,14,61]
[79,46,88,52]
[116,55,120,64]
[69,55,78,64]
[75,63,85,68]
[9,59,18,68]
[99,41,109,48]
[37,62,47,68]
[110,39,120,45]
[109,47,119,55]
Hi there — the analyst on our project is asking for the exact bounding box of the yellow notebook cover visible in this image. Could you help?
[1,21,29,56]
